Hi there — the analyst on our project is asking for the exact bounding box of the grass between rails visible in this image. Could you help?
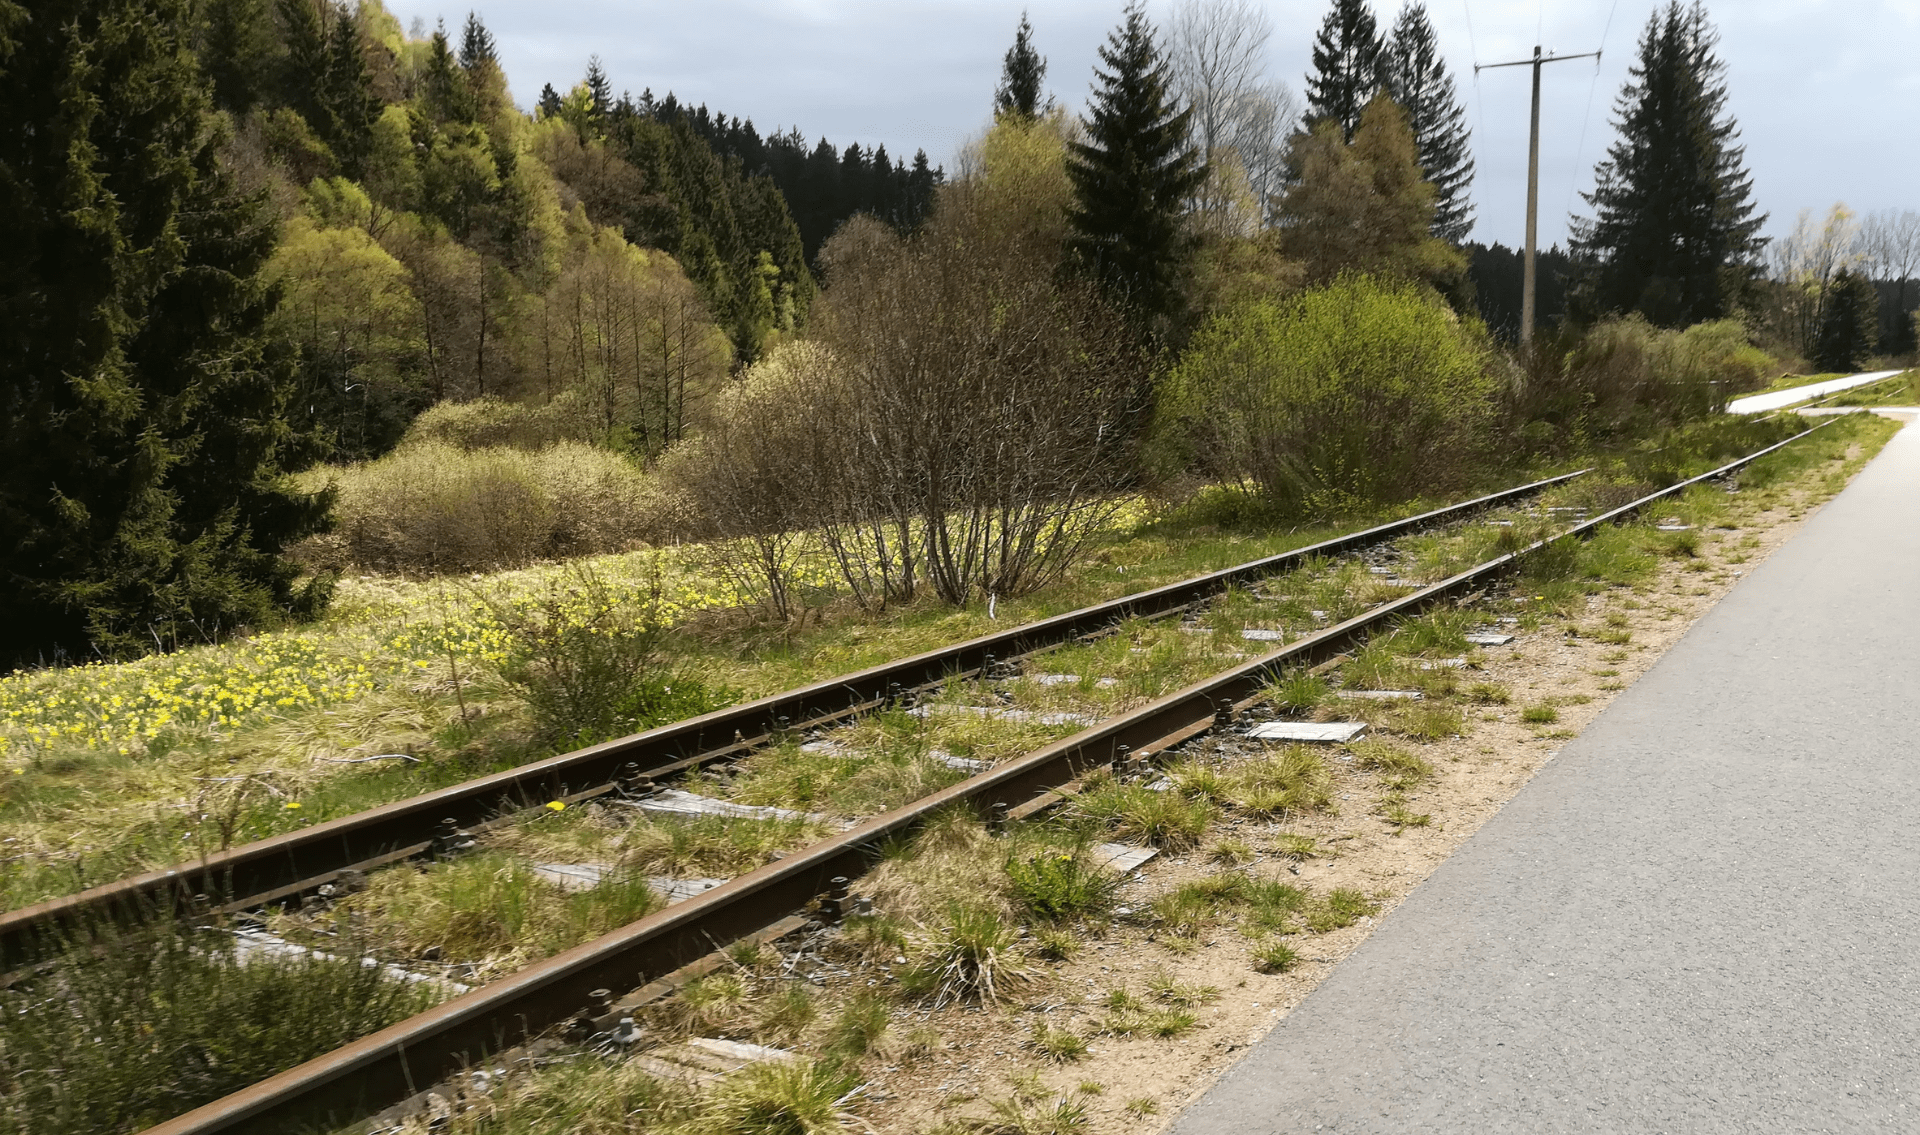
[8,411,1902,1134]
[0,414,1875,910]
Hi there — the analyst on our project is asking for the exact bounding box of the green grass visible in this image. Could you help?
[1521,704,1560,725]
[0,924,439,1135]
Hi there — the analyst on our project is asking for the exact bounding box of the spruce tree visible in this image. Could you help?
[995,11,1048,120]
[320,2,381,175]
[585,56,612,122]
[423,22,470,124]
[1383,3,1474,243]
[1303,0,1384,143]
[1065,2,1205,335]
[1812,268,1878,372]
[0,0,332,665]
[202,0,277,114]
[458,10,496,69]
[1570,1,1765,327]
[538,82,563,119]
[276,0,330,130]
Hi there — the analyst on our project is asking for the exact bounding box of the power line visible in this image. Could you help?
[1563,0,1622,235]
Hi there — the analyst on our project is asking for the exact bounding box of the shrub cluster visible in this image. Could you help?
[296,440,664,575]
[1161,274,1498,514]
[662,151,1147,618]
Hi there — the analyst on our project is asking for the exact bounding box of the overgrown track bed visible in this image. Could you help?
[136,427,1830,1135]
[0,474,1582,968]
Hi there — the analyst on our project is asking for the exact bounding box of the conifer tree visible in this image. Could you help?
[1066,2,1205,334]
[276,0,330,130]
[0,0,332,665]
[1303,0,1384,142]
[538,82,563,119]
[1570,1,1764,327]
[1812,268,1878,372]
[995,11,1048,120]
[321,2,381,176]
[585,55,612,122]
[458,10,496,69]
[202,0,277,113]
[423,22,469,123]
[1383,3,1473,243]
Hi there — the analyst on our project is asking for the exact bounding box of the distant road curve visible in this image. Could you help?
[1728,368,1903,414]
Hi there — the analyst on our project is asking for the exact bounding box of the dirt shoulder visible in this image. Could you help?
[853,425,1897,1134]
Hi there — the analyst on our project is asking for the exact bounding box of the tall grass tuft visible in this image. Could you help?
[0,924,438,1135]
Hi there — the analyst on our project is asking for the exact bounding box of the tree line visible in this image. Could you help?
[2,0,1889,668]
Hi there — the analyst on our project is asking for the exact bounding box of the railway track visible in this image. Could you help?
[131,425,1826,1135]
[0,471,1584,967]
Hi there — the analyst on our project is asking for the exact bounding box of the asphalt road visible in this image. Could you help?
[1172,420,1920,1134]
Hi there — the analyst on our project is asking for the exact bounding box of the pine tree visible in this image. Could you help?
[276,0,330,130]
[1303,0,1384,143]
[1812,268,1878,372]
[585,55,612,122]
[995,11,1048,120]
[1570,1,1765,327]
[320,2,381,176]
[1065,2,1205,334]
[202,0,277,114]
[458,10,496,69]
[0,0,332,665]
[1383,3,1474,243]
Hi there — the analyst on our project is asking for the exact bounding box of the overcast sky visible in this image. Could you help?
[385,0,1919,250]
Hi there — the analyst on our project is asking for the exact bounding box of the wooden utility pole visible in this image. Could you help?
[1478,46,1600,349]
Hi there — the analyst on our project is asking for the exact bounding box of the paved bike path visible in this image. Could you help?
[1173,421,1920,1134]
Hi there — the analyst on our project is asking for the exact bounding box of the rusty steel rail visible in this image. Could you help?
[140,428,1826,1135]
[0,471,1587,966]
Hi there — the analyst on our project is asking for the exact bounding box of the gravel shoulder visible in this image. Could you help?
[852,420,1903,1134]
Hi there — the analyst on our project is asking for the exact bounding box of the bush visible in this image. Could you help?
[1162,275,1499,514]
[402,394,599,451]
[486,572,727,748]
[1006,851,1120,922]
[661,125,1147,615]
[1517,317,1773,445]
[297,440,663,575]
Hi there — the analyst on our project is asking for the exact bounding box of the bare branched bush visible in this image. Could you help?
[664,118,1147,615]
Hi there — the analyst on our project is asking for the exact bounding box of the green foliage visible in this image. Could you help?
[1382,3,1474,243]
[1813,268,1879,373]
[1162,275,1497,514]
[1303,0,1384,143]
[1006,851,1120,922]
[1524,317,1772,443]
[1569,2,1764,327]
[1277,96,1465,291]
[1066,2,1205,336]
[696,1059,866,1135]
[486,573,728,748]
[996,12,1050,120]
[0,0,334,668]
[0,923,437,1134]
